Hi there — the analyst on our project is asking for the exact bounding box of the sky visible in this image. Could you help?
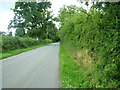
[0,2,15,33]
[0,0,85,34]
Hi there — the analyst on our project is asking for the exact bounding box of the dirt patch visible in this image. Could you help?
[74,49,93,67]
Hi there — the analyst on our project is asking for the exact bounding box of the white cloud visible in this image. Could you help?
[0,10,14,33]
[0,0,18,3]
[49,0,80,17]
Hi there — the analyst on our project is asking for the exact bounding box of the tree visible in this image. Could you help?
[8,31,12,36]
[0,31,6,36]
[15,28,25,37]
[8,1,58,40]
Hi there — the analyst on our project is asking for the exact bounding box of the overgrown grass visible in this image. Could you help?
[60,45,119,88]
[0,43,50,59]
[60,45,82,88]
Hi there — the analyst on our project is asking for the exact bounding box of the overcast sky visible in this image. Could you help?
[0,0,85,34]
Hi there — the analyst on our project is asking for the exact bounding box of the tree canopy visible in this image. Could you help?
[8,1,59,41]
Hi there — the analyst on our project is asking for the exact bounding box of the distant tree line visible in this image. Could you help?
[0,31,12,36]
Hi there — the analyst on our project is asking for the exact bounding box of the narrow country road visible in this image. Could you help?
[2,43,60,88]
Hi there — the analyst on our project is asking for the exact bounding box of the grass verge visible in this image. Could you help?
[60,45,119,88]
[1,43,50,59]
[60,45,82,88]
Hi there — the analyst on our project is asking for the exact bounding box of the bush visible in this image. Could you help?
[39,39,52,44]
[58,4,120,88]
[1,36,44,52]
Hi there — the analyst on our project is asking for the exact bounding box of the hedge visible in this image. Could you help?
[58,4,120,88]
[0,36,52,53]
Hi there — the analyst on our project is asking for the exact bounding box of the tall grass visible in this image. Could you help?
[60,44,119,88]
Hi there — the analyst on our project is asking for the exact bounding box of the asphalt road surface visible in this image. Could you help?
[2,43,60,88]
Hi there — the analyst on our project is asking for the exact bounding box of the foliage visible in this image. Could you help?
[60,45,118,88]
[1,36,52,53]
[0,31,6,36]
[8,1,59,41]
[1,43,50,59]
[58,2,120,88]
[60,45,82,88]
